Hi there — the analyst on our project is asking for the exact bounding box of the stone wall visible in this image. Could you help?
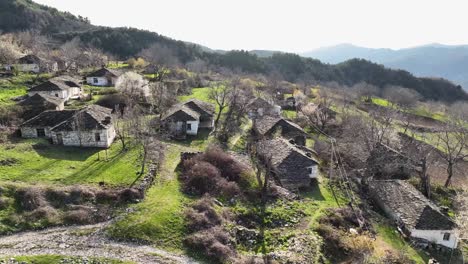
[20,126,52,138]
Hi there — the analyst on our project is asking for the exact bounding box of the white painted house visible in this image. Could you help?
[6,55,58,73]
[162,99,215,138]
[86,67,122,86]
[28,76,82,101]
[369,180,459,249]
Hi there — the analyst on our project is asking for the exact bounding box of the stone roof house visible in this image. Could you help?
[6,55,58,73]
[368,180,458,249]
[256,138,319,189]
[19,93,65,119]
[28,76,82,101]
[254,116,307,146]
[86,67,123,86]
[21,105,115,148]
[246,97,281,119]
[162,99,215,138]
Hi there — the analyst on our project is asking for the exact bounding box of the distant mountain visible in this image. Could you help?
[1,0,467,102]
[302,43,468,90]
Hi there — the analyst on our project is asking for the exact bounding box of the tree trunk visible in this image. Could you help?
[214,107,224,130]
[444,161,453,187]
[140,148,147,175]
[420,158,431,198]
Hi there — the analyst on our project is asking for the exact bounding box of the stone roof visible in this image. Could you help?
[162,105,200,121]
[257,138,318,187]
[86,68,123,78]
[162,99,214,121]
[21,110,77,128]
[17,55,41,64]
[52,105,113,131]
[29,76,81,92]
[368,180,456,230]
[247,97,275,110]
[20,93,65,107]
[254,116,305,136]
[183,99,215,116]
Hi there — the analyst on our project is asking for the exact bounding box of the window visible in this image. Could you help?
[93,78,98,84]
[36,128,46,137]
[95,133,101,142]
[307,166,317,177]
[187,123,192,131]
[55,93,59,97]
[443,233,451,241]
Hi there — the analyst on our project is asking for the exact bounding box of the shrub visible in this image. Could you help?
[95,94,127,109]
[95,190,118,204]
[28,206,59,223]
[185,227,235,263]
[185,196,222,232]
[202,147,248,183]
[64,208,92,224]
[69,186,96,204]
[118,188,143,202]
[16,187,47,211]
[182,161,221,195]
[217,179,241,199]
[0,197,8,210]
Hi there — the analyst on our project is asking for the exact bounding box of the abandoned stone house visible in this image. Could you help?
[256,138,319,189]
[86,67,123,86]
[368,180,458,249]
[5,55,57,73]
[253,116,307,146]
[365,143,415,180]
[28,76,82,101]
[246,97,281,119]
[162,99,215,138]
[20,105,115,148]
[19,93,65,119]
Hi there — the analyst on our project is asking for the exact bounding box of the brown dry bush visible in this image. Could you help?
[0,197,8,209]
[186,196,222,232]
[28,206,59,223]
[185,226,235,263]
[217,179,241,198]
[202,147,249,184]
[64,208,93,224]
[181,161,221,195]
[16,187,47,211]
[95,190,119,204]
[118,188,143,202]
[69,186,96,204]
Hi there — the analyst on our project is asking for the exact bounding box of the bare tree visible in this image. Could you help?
[355,108,397,152]
[352,82,379,103]
[115,72,149,102]
[148,81,177,118]
[383,86,421,109]
[0,40,19,65]
[139,43,179,81]
[218,78,249,143]
[435,121,467,187]
[57,37,84,72]
[209,81,231,130]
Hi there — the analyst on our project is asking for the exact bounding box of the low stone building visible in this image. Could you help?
[19,93,65,119]
[28,76,82,101]
[5,55,57,73]
[246,97,281,119]
[162,99,215,138]
[254,116,307,146]
[368,180,459,249]
[86,67,123,86]
[256,138,319,189]
[21,105,115,148]
[20,110,77,139]
[50,105,115,148]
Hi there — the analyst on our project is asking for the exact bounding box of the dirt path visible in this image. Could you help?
[0,219,198,264]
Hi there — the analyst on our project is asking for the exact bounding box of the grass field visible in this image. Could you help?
[107,145,192,252]
[178,87,213,104]
[0,138,143,186]
[0,73,43,106]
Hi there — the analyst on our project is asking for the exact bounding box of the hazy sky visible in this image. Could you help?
[34,0,468,52]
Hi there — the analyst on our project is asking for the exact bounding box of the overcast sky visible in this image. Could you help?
[34,0,468,53]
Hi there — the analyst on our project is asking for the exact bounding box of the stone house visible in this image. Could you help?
[20,110,77,139]
[6,55,57,73]
[19,93,65,119]
[246,97,281,119]
[256,138,319,189]
[50,105,115,148]
[28,76,82,101]
[21,105,115,148]
[368,180,459,249]
[86,67,123,86]
[253,116,307,146]
[162,99,215,138]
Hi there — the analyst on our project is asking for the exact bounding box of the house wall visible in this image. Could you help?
[21,126,52,138]
[186,120,199,135]
[51,126,115,148]
[198,118,214,129]
[69,87,81,98]
[28,90,69,100]
[86,77,109,86]
[307,165,319,178]
[411,229,459,249]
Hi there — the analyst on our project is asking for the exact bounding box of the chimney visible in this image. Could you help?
[289,139,295,145]
[104,116,111,124]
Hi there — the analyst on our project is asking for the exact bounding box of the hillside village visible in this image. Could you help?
[0,3,467,264]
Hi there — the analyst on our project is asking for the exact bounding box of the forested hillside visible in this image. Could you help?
[1,0,467,102]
